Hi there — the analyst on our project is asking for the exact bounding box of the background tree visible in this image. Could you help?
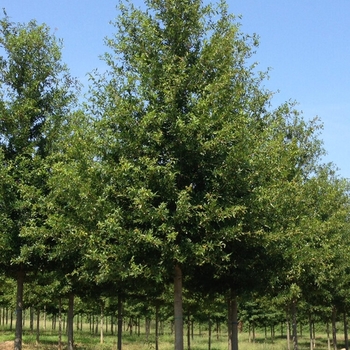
[0,14,77,350]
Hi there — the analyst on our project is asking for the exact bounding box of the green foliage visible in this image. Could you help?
[0,14,78,272]
[87,0,328,299]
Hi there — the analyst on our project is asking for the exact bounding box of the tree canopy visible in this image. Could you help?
[1,2,350,350]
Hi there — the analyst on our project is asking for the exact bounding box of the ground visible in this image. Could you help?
[0,341,13,350]
[0,341,39,350]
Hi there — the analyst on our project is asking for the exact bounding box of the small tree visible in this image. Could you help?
[0,14,77,350]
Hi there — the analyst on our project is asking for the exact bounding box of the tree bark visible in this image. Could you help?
[10,309,13,331]
[117,292,123,350]
[208,317,212,350]
[286,309,291,350]
[227,290,239,350]
[187,312,191,350]
[14,268,25,350]
[327,321,331,350]
[344,311,348,350]
[309,313,313,350]
[332,306,337,350]
[30,307,34,332]
[36,309,40,345]
[58,299,62,350]
[100,301,104,344]
[174,263,184,350]
[291,300,298,350]
[155,303,159,350]
[67,293,74,350]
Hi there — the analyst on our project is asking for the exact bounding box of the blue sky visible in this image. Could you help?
[2,0,350,179]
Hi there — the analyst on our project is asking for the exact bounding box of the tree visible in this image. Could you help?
[87,1,328,350]
[0,14,77,350]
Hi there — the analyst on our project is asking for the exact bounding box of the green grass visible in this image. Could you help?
[0,322,345,350]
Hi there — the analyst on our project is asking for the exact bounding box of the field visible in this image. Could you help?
[0,316,344,350]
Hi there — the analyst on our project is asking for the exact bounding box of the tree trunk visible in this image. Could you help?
[286,310,291,350]
[111,315,114,335]
[100,301,104,344]
[174,263,184,350]
[327,321,331,350]
[208,317,212,350]
[95,316,99,334]
[117,292,123,350]
[146,318,151,341]
[228,299,232,349]
[291,300,298,350]
[10,309,13,331]
[14,268,25,350]
[155,303,160,350]
[187,312,191,350]
[30,307,34,332]
[309,313,313,350]
[58,298,62,350]
[227,290,239,350]
[216,319,219,340]
[44,306,47,331]
[36,309,40,345]
[332,306,337,350]
[67,293,74,350]
[344,312,348,350]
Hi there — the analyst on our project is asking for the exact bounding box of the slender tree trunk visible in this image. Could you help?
[187,312,191,350]
[30,307,34,332]
[58,298,62,350]
[228,298,233,349]
[155,303,160,350]
[332,306,337,350]
[100,301,104,344]
[67,293,74,350]
[217,319,220,340]
[227,290,239,350]
[309,313,313,350]
[44,306,47,331]
[174,263,184,350]
[36,309,40,345]
[10,309,13,331]
[146,318,151,341]
[14,268,25,350]
[286,310,291,350]
[76,313,79,331]
[344,311,348,350]
[327,321,331,350]
[208,317,212,350]
[291,301,298,350]
[117,292,123,350]
[281,321,284,338]
[95,315,99,334]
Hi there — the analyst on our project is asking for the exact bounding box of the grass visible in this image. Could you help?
[0,321,345,350]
